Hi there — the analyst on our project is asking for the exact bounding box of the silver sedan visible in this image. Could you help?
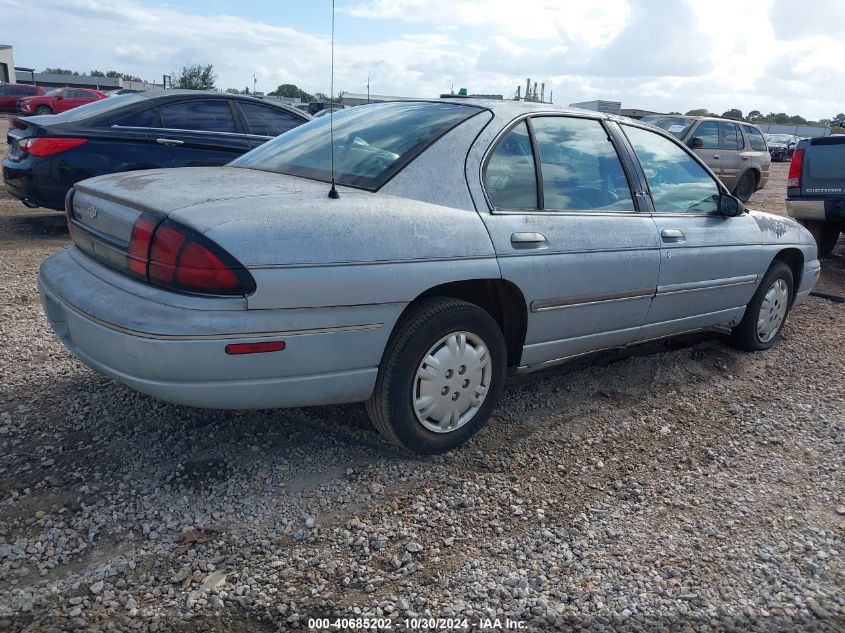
[38,100,820,453]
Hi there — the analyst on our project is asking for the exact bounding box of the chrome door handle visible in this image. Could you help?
[712,154,720,159]
[511,232,547,244]
[661,228,685,242]
[156,138,184,145]
[741,156,750,160]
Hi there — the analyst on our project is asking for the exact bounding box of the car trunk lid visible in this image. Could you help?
[68,166,328,266]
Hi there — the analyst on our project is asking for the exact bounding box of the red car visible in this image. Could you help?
[0,83,46,113]
[18,87,108,116]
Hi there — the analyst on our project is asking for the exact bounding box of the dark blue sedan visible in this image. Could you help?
[3,91,310,211]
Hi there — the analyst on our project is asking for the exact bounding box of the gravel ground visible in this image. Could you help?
[0,116,843,632]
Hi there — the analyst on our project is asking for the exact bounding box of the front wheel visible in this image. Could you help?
[35,105,52,116]
[366,297,507,454]
[728,261,793,351]
[733,170,757,203]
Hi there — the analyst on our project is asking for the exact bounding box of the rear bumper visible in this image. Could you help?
[2,156,68,210]
[786,198,845,223]
[38,248,399,409]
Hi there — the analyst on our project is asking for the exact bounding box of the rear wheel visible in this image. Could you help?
[733,170,757,203]
[366,297,506,454]
[35,105,52,115]
[728,261,793,351]
[798,220,841,258]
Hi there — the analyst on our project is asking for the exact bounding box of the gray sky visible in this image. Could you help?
[1,0,842,120]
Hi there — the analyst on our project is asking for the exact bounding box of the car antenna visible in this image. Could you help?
[328,0,340,199]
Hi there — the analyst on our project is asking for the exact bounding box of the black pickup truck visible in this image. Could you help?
[786,136,845,257]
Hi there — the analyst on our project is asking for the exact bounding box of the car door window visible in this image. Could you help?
[484,121,538,210]
[532,116,634,212]
[114,107,156,128]
[743,126,768,151]
[158,100,237,133]
[239,102,302,137]
[692,121,719,149]
[623,125,720,214]
[720,122,744,149]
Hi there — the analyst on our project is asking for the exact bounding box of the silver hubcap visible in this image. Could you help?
[757,279,789,343]
[412,331,492,433]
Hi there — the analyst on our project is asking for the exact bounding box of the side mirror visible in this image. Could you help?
[718,193,745,217]
[687,137,704,149]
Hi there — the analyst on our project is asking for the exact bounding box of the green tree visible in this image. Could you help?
[268,83,314,101]
[89,69,106,77]
[44,68,78,75]
[225,88,241,94]
[721,108,744,120]
[175,64,217,90]
[832,113,845,127]
[685,108,711,116]
[787,114,807,125]
[769,112,790,124]
[818,118,832,128]
[747,110,763,122]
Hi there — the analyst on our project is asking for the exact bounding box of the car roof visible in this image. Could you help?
[116,90,309,116]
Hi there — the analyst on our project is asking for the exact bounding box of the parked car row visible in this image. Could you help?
[35,99,819,453]
[0,83,107,115]
[640,115,770,202]
[3,91,310,210]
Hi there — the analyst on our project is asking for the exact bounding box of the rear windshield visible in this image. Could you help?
[231,101,479,190]
[47,93,148,122]
[641,116,694,139]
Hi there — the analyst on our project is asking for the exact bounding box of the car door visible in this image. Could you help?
[718,121,745,190]
[236,101,308,148]
[146,99,250,167]
[477,115,661,369]
[50,89,74,113]
[620,123,763,340]
[687,120,722,179]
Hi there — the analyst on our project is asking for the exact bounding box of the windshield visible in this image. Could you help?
[231,101,480,190]
[47,93,148,122]
[641,116,694,139]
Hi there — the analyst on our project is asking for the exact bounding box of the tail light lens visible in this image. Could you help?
[787,148,804,193]
[19,137,87,157]
[127,215,254,296]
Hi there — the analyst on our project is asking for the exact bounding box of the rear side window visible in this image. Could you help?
[239,102,303,137]
[692,121,719,149]
[624,125,720,214]
[743,125,768,151]
[720,122,744,149]
[485,121,538,210]
[159,100,237,133]
[114,108,156,128]
[532,116,634,212]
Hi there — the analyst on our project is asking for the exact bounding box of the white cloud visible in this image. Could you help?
[0,0,842,119]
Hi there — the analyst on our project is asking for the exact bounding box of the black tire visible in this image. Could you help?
[366,297,507,454]
[798,220,841,258]
[733,170,757,203]
[35,105,52,115]
[728,261,793,352]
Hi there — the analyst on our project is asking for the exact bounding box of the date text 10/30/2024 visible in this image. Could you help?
[308,617,527,630]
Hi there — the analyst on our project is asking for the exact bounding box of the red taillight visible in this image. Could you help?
[19,137,87,157]
[128,216,157,277]
[126,217,254,295]
[787,148,804,193]
[225,341,286,355]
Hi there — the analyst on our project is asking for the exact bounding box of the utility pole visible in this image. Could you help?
[367,76,370,104]
[253,72,257,95]
[540,83,545,103]
[516,85,521,101]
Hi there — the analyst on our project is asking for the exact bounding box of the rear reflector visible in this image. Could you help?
[225,341,286,355]
[787,148,804,192]
[128,215,158,277]
[19,137,87,157]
